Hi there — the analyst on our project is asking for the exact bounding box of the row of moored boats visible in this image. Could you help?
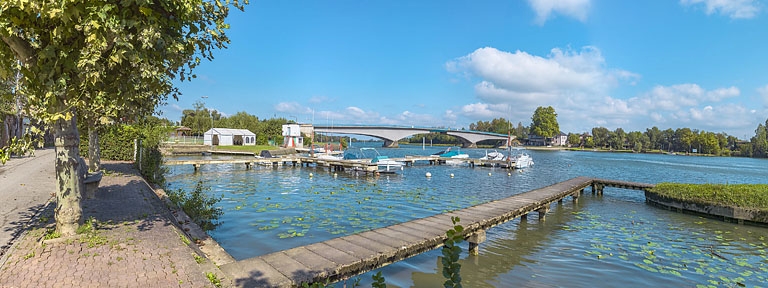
[311,146,534,173]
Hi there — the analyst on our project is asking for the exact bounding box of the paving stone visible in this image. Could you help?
[0,162,223,287]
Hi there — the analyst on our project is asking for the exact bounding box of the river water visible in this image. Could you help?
[165,143,768,287]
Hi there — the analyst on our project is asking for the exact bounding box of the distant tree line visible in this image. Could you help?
[574,126,741,156]
[179,101,287,145]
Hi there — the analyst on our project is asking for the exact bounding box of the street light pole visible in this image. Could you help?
[201,96,213,149]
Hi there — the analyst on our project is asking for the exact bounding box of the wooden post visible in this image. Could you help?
[521,214,528,221]
[572,191,579,203]
[537,206,550,221]
[467,230,486,256]
[245,162,251,170]
[193,163,200,171]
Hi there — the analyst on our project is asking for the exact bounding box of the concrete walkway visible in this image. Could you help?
[0,155,227,287]
[0,148,56,258]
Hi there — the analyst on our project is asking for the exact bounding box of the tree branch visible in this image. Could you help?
[0,34,35,65]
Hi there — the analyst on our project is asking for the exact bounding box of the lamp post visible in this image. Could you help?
[201,96,213,149]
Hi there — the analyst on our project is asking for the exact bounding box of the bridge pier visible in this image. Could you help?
[382,140,399,148]
[467,230,486,256]
[460,141,477,149]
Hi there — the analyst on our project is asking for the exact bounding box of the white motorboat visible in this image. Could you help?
[480,149,506,161]
[510,148,534,169]
[345,147,404,173]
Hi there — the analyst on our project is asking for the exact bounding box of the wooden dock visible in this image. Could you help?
[163,157,379,173]
[218,177,655,287]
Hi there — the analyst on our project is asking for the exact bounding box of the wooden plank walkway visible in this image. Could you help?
[220,176,612,287]
[164,157,380,173]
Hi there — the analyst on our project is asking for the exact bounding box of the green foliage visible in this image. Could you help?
[372,271,386,288]
[167,180,223,231]
[0,135,34,164]
[407,132,461,145]
[43,228,61,240]
[206,272,222,288]
[79,124,140,161]
[469,117,512,134]
[567,133,581,147]
[340,137,348,150]
[78,122,171,184]
[442,216,464,288]
[649,183,768,211]
[76,217,96,234]
[301,279,330,288]
[193,253,206,264]
[530,106,559,139]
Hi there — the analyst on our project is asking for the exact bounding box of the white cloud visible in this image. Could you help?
[274,102,312,114]
[308,95,333,104]
[447,46,638,124]
[681,0,760,19]
[527,0,591,24]
[458,103,512,119]
[758,85,768,107]
[628,84,739,112]
[447,46,637,105]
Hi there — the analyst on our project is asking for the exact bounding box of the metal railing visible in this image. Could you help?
[164,136,204,145]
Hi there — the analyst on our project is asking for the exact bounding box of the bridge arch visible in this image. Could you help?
[313,125,513,148]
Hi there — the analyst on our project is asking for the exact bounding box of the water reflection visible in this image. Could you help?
[165,144,768,287]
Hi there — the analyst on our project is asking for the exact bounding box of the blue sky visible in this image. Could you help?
[161,0,768,139]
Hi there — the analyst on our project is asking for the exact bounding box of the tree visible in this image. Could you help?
[610,128,626,150]
[752,123,768,158]
[676,128,695,153]
[627,131,643,152]
[584,136,594,148]
[592,127,609,148]
[567,133,581,147]
[530,106,559,141]
[0,0,245,235]
[515,122,528,140]
[644,127,661,151]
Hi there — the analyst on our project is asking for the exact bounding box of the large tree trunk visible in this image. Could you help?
[88,122,101,172]
[53,110,83,236]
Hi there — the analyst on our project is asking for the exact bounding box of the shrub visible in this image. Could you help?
[167,180,223,231]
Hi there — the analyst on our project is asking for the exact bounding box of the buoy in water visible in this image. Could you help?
[488,172,492,176]
[425,172,432,178]
[508,172,512,176]
[333,173,338,178]
[450,173,454,178]
[309,173,314,178]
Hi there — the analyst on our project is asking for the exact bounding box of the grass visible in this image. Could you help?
[193,253,206,264]
[206,272,222,288]
[649,183,768,211]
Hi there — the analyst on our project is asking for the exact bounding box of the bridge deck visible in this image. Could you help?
[218,177,651,287]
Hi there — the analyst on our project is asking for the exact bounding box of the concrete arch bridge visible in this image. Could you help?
[313,125,512,148]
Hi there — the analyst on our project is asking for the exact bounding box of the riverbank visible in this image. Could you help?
[646,183,768,226]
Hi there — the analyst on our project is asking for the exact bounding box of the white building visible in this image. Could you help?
[204,128,256,146]
[552,132,568,146]
[282,124,304,148]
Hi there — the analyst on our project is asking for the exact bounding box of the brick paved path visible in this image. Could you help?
[0,161,227,287]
